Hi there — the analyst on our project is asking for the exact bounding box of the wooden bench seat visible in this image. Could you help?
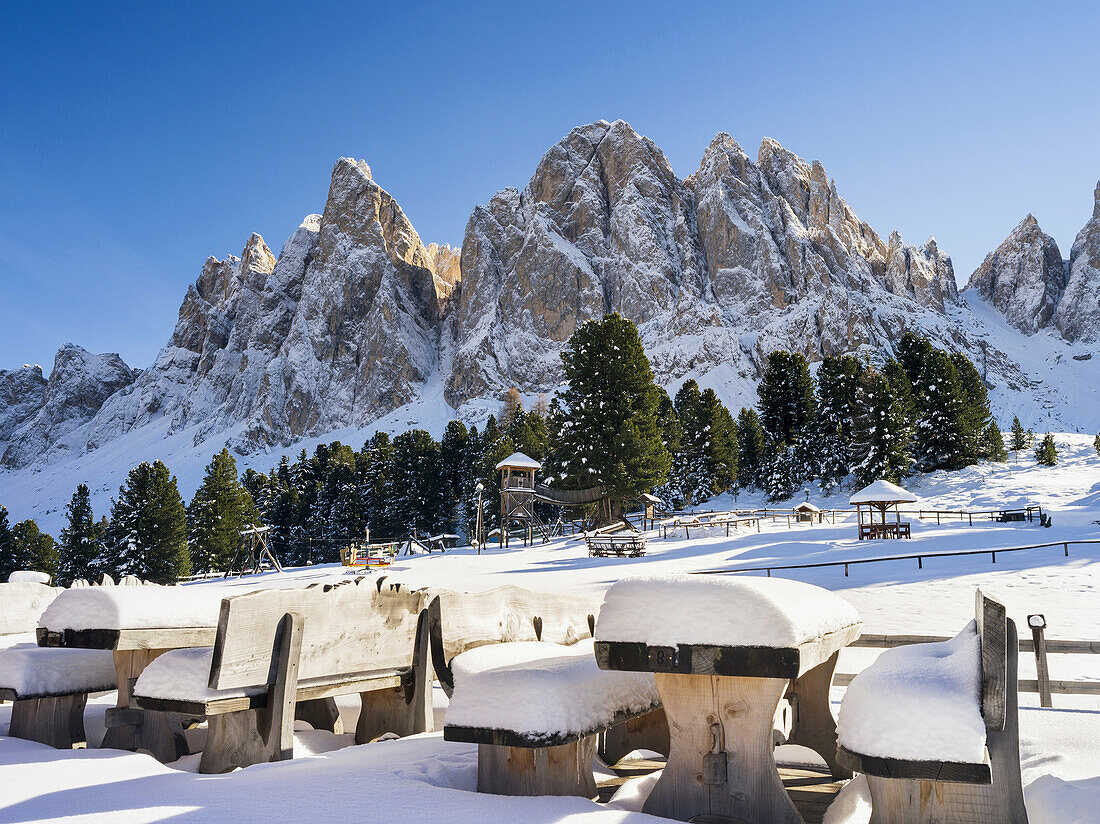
[442,639,666,797]
[836,590,1028,823]
[0,644,116,748]
[133,578,435,773]
[586,534,646,557]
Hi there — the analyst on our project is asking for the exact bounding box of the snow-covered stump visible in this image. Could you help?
[594,574,862,824]
[442,639,661,798]
[836,590,1029,824]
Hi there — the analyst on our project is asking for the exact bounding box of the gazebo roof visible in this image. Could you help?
[495,451,542,471]
[849,479,918,505]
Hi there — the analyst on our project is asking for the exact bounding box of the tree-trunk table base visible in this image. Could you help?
[100,648,190,763]
[643,672,804,824]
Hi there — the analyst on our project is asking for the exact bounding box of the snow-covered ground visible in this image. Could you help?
[2,436,1099,822]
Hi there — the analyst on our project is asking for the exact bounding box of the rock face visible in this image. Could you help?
[1055,183,1100,343]
[0,366,47,444]
[445,121,969,407]
[1,346,135,467]
[965,215,1066,334]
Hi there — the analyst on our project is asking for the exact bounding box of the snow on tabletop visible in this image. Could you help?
[837,621,986,764]
[134,646,265,702]
[444,639,658,738]
[38,584,230,631]
[594,574,861,649]
[0,644,116,696]
[7,570,51,585]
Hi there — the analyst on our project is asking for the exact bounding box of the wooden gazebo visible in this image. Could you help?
[849,480,917,540]
[496,452,543,547]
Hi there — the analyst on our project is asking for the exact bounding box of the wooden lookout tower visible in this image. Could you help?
[496,452,543,547]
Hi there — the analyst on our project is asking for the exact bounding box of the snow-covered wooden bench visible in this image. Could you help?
[132,579,435,773]
[837,589,1028,824]
[0,644,117,748]
[426,584,668,781]
[586,533,646,557]
[443,639,663,797]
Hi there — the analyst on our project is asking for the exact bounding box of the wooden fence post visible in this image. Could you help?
[1028,615,1053,708]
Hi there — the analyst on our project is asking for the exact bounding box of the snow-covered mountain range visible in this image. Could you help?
[2,119,1099,529]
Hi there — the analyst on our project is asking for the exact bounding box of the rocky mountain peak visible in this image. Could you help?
[0,365,47,443]
[1055,183,1100,343]
[966,214,1067,335]
[1,345,135,468]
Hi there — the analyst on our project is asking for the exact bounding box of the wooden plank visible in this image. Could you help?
[836,745,992,784]
[595,624,861,680]
[8,694,87,748]
[427,585,602,676]
[975,590,1008,731]
[210,579,423,689]
[0,583,59,635]
[444,702,662,749]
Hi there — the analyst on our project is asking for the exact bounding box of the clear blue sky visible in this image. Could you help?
[2,1,1098,372]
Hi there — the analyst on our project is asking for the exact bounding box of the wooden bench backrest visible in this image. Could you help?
[975,588,1008,732]
[0,582,60,635]
[427,584,602,665]
[210,579,424,690]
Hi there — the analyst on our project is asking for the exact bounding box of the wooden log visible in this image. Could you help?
[784,650,849,779]
[477,736,598,797]
[643,672,802,824]
[9,693,87,749]
[598,706,669,766]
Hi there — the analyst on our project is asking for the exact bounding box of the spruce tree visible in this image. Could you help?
[546,314,670,517]
[0,506,15,583]
[1035,434,1058,466]
[757,351,817,446]
[982,422,1007,462]
[909,347,970,471]
[1010,416,1027,452]
[950,352,997,461]
[765,444,800,502]
[359,432,397,540]
[187,449,258,573]
[57,484,100,585]
[849,369,912,486]
[392,429,447,536]
[813,355,865,490]
[441,420,475,535]
[736,408,767,490]
[672,380,709,503]
[654,389,684,504]
[103,461,190,583]
[1094,432,1100,457]
[11,520,58,580]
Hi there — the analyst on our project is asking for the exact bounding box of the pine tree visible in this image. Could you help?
[0,506,15,583]
[359,432,397,540]
[11,520,58,580]
[765,444,800,502]
[500,388,523,430]
[187,449,258,574]
[757,351,817,446]
[849,368,912,486]
[392,429,447,537]
[813,355,865,490]
[736,408,767,490]
[1094,432,1100,457]
[57,484,100,585]
[440,420,475,535]
[546,314,670,517]
[1010,416,1027,452]
[950,352,997,461]
[902,339,970,471]
[102,461,190,583]
[981,422,1007,462]
[1035,434,1058,466]
[654,390,684,505]
[672,380,709,503]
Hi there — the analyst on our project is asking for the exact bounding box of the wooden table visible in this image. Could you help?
[595,627,861,824]
[37,625,218,762]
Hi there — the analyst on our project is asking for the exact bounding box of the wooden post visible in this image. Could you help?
[1028,614,1052,708]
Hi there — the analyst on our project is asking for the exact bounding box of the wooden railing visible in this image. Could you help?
[695,538,1100,578]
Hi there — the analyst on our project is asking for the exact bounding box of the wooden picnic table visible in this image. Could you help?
[37,625,218,762]
[594,577,862,824]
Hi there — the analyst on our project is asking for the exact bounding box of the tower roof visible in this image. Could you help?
[495,451,542,471]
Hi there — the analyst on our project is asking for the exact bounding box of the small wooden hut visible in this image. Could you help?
[793,501,822,524]
[849,480,917,540]
[496,452,542,547]
[637,492,663,530]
